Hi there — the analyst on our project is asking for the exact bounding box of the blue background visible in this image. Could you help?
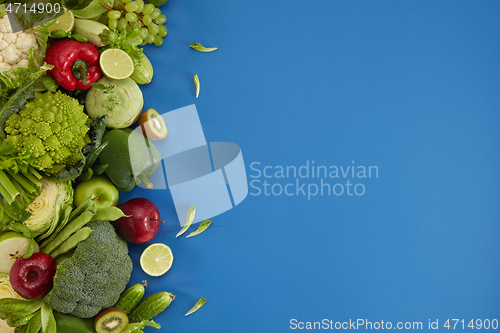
[119,1,500,332]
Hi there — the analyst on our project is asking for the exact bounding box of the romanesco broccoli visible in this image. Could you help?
[4,90,92,175]
[44,220,133,318]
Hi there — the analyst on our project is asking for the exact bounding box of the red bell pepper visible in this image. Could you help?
[45,39,102,91]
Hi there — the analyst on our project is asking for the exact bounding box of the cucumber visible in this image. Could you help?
[128,292,173,323]
[131,54,154,84]
[114,283,145,315]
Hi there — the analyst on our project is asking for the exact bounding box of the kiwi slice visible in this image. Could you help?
[94,307,129,333]
[139,108,168,140]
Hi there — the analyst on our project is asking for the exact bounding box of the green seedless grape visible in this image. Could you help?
[154,35,163,46]
[142,14,153,26]
[143,3,154,14]
[108,18,118,30]
[118,17,128,31]
[152,8,161,19]
[155,14,166,25]
[125,2,139,12]
[158,24,167,37]
[108,10,121,20]
[131,20,142,29]
[138,27,149,39]
[146,34,155,44]
[148,22,159,35]
[135,0,144,13]
[125,12,137,22]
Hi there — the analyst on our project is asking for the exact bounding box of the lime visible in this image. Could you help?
[99,49,135,80]
[49,10,75,36]
[140,243,173,277]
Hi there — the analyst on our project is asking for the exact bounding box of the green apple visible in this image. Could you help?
[0,232,39,273]
[74,176,119,208]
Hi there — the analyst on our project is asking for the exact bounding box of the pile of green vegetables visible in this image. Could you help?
[0,0,178,332]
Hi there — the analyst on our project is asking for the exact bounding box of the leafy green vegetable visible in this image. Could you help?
[0,81,36,138]
[176,205,196,238]
[193,74,200,98]
[24,179,74,237]
[186,219,212,238]
[99,29,144,67]
[185,298,206,316]
[190,43,217,52]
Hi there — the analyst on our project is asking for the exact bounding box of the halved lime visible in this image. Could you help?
[99,48,135,80]
[140,243,173,277]
[49,10,75,36]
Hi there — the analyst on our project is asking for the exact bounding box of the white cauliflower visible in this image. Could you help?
[0,15,39,70]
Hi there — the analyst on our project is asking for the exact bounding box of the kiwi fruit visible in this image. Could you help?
[139,108,168,141]
[94,307,129,333]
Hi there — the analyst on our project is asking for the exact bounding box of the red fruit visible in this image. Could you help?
[9,252,57,299]
[114,198,164,244]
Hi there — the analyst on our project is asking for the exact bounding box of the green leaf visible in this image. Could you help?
[40,301,56,333]
[33,17,57,57]
[23,238,37,259]
[185,298,206,316]
[27,310,42,333]
[90,83,115,94]
[186,220,212,238]
[0,4,6,18]
[176,205,196,238]
[123,319,160,333]
[190,43,217,53]
[71,0,114,19]
[41,75,58,93]
[193,74,200,98]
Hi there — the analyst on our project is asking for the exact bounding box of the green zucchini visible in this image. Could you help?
[128,292,173,323]
[114,284,145,315]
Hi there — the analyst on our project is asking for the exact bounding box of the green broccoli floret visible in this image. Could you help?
[44,220,133,318]
[4,90,92,175]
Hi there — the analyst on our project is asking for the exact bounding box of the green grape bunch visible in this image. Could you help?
[103,0,168,46]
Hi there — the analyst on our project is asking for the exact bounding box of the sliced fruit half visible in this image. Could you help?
[139,108,168,141]
[140,243,173,277]
[49,10,75,36]
[99,49,135,80]
[0,232,39,274]
[94,307,129,333]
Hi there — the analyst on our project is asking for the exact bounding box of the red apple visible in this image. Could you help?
[9,252,57,299]
[114,198,164,244]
